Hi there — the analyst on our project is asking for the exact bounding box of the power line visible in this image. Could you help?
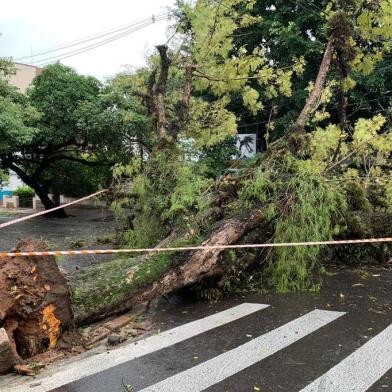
[15,14,168,63]
[34,16,168,67]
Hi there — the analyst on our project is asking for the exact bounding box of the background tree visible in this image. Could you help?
[0,63,150,214]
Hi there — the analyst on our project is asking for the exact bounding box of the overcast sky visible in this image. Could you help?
[0,0,177,80]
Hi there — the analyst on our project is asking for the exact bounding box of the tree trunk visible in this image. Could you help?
[154,45,171,141]
[3,162,68,217]
[292,36,334,133]
[33,187,68,218]
[73,208,264,325]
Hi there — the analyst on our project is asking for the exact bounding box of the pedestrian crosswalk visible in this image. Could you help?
[5,303,268,392]
[139,309,344,392]
[4,302,392,392]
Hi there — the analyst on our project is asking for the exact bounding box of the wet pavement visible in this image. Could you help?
[0,208,117,272]
[2,266,392,392]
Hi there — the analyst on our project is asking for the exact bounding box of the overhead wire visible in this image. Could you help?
[15,14,168,63]
[14,14,168,63]
[34,15,168,67]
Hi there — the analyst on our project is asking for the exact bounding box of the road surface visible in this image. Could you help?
[0,208,117,272]
[2,267,392,392]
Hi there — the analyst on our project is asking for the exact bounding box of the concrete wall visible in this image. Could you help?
[0,191,13,206]
[32,194,106,210]
[3,195,19,209]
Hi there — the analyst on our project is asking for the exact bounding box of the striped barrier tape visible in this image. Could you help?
[0,189,107,229]
[1,236,391,258]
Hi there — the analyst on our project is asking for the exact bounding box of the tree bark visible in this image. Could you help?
[154,45,171,140]
[292,36,334,133]
[23,180,67,218]
[74,208,264,325]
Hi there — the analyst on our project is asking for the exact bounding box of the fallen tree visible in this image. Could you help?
[71,207,265,324]
[72,0,392,322]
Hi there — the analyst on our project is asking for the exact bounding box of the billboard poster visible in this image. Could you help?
[236,134,257,158]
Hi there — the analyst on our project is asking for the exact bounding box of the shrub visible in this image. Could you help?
[13,186,35,198]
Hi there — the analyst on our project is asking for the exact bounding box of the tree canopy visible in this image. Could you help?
[0,63,150,212]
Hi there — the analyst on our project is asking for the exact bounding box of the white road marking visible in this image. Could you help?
[3,303,267,392]
[300,322,392,392]
[140,309,345,392]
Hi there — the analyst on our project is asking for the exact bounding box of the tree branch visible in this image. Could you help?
[292,36,334,133]
[46,155,113,167]
[154,45,171,140]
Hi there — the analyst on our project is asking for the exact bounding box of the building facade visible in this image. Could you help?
[7,62,43,93]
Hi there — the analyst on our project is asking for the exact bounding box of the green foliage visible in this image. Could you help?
[334,211,392,265]
[197,136,237,178]
[111,0,391,296]
[69,252,174,316]
[41,161,111,198]
[115,146,212,248]
[28,64,101,139]
[164,164,212,220]
[0,81,41,154]
[269,171,345,292]
[386,182,392,207]
[13,186,35,198]
[0,169,8,187]
[240,153,346,292]
[0,58,15,77]
[344,182,371,212]
[0,62,152,208]
[185,98,238,148]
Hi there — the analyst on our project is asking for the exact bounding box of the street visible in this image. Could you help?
[2,267,392,392]
[0,208,116,272]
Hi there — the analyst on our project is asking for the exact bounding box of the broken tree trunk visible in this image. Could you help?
[72,208,264,325]
[145,208,265,296]
[291,36,334,133]
[0,241,74,358]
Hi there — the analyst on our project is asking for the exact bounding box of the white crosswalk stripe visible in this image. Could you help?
[139,309,345,392]
[300,322,392,392]
[4,303,268,392]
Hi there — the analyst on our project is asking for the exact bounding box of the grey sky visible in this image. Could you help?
[0,0,176,80]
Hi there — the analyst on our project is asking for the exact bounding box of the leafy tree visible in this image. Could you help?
[112,0,307,245]
[0,63,150,214]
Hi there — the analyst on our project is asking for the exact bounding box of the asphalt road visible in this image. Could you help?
[3,267,392,392]
[0,208,117,272]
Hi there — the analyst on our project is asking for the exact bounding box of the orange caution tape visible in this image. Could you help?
[1,237,391,258]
